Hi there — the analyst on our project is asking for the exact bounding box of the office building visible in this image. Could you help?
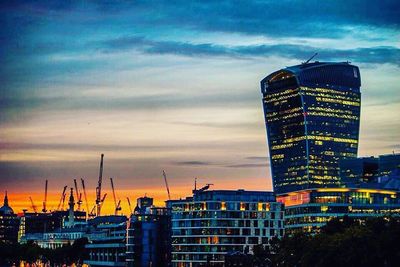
[0,192,19,244]
[377,153,400,178]
[167,189,284,266]
[277,187,400,234]
[340,157,379,185]
[260,62,400,234]
[84,215,128,266]
[126,202,171,267]
[340,153,400,187]
[261,62,361,194]
[133,195,154,214]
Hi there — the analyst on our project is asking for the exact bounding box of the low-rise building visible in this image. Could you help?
[277,187,400,234]
[84,215,128,267]
[167,189,284,267]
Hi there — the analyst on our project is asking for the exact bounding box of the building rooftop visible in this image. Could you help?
[261,61,361,92]
[168,189,276,203]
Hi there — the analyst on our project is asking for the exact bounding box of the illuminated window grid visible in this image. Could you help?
[169,199,284,266]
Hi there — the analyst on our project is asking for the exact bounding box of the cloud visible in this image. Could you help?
[246,156,269,161]
[173,161,213,166]
[4,1,398,38]
[225,163,268,168]
[0,90,258,122]
[99,36,400,66]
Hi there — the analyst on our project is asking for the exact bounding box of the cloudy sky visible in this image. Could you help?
[1,1,399,214]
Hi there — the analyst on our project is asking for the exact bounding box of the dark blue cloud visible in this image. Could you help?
[1,1,399,43]
[100,36,400,66]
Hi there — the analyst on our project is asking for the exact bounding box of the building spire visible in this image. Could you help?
[4,191,8,206]
[66,188,75,228]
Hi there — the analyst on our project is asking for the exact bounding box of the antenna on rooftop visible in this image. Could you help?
[302,52,318,64]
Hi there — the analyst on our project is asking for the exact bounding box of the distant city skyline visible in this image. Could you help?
[1,1,399,214]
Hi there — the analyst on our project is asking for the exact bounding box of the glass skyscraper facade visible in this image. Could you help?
[261,62,361,194]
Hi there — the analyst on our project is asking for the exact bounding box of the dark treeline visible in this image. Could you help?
[0,237,88,266]
[249,216,400,267]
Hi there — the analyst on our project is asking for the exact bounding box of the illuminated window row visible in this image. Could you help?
[271,154,285,160]
[315,97,360,106]
[266,107,303,118]
[308,106,355,115]
[301,87,345,94]
[307,111,359,120]
[265,88,299,98]
[302,91,359,102]
[264,93,299,103]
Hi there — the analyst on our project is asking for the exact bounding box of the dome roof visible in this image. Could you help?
[0,204,14,215]
[0,191,14,215]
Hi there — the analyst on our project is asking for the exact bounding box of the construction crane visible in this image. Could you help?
[127,197,132,214]
[29,197,38,213]
[110,178,122,215]
[42,180,48,213]
[89,205,96,217]
[198,183,214,192]
[61,189,67,210]
[116,200,121,214]
[95,154,104,216]
[57,186,67,210]
[99,193,107,211]
[74,179,83,211]
[162,170,171,200]
[81,178,90,216]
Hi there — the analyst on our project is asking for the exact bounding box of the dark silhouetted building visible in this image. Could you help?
[134,196,154,214]
[340,153,400,187]
[0,192,19,244]
[340,156,379,185]
[19,210,86,243]
[126,204,171,267]
[261,62,361,194]
[378,153,400,178]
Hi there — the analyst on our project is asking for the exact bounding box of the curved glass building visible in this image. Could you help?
[261,62,361,194]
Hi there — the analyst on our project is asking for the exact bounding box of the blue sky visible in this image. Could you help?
[0,1,399,207]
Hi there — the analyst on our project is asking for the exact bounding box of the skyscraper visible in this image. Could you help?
[261,62,361,194]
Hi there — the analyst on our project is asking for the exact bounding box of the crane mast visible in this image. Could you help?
[29,197,38,213]
[57,186,68,210]
[99,193,107,211]
[81,178,90,218]
[110,177,117,213]
[116,200,121,214]
[110,178,122,215]
[162,170,171,200]
[89,205,96,217]
[127,197,132,214]
[96,154,104,216]
[61,189,67,210]
[42,180,48,213]
[74,179,83,211]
